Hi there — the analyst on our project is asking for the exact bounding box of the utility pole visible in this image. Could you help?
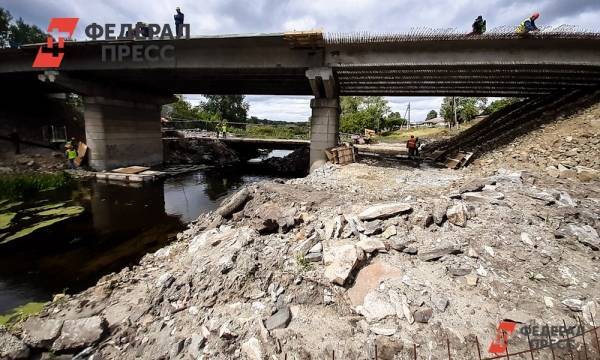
[408,102,411,129]
[453,97,458,129]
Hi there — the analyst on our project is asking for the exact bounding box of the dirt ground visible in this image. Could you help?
[0,140,67,174]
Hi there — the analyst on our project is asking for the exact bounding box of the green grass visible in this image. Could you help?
[376,127,451,143]
[0,302,46,327]
[0,172,73,199]
[296,254,313,272]
[230,124,309,140]
[376,123,477,143]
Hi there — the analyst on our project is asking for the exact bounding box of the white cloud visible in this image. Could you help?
[283,16,317,32]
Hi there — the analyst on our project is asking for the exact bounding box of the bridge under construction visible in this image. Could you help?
[1,29,600,170]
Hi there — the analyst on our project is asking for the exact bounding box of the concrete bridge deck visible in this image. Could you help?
[1,31,600,170]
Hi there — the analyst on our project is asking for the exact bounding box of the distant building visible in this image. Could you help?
[422,117,449,128]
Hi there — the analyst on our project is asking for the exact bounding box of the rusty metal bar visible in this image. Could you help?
[526,332,535,360]
[476,336,482,360]
[547,323,556,360]
[591,313,600,357]
[563,319,575,360]
[504,330,510,360]
[447,336,451,359]
[577,316,589,360]
[413,344,417,360]
[375,344,378,360]
[578,317,589,360]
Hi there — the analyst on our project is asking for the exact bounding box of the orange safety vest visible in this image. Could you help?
[407,138,417,149]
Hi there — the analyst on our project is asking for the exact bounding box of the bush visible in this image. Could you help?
[230,125,309,140]
[0,172,73,199]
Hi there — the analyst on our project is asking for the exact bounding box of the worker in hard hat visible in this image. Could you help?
[174,7,185,37]
[470,16,486,35]
[516,13,540,36]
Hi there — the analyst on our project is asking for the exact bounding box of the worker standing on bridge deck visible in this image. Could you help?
[174,7,185,37]
[470,16,486,35]
[516,12,540,36]
[407,135,417,158]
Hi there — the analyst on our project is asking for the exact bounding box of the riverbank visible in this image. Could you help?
[0,167,274,332]
[1,155,598,359]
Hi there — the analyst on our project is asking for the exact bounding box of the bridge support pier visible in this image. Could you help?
[309,98,339,172]
[84,97,163,171]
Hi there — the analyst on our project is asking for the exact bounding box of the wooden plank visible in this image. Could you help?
[428,150,446,161]
[112,166,150,174]
[74,142,88,166]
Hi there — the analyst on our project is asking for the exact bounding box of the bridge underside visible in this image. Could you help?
[1,33,600,170]
[4,65,600,98]
[335,65,600,96]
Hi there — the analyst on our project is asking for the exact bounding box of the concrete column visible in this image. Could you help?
[84,97,163,171]
[309,98,339,172]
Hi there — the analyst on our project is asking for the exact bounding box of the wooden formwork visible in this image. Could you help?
[325,144,356,165]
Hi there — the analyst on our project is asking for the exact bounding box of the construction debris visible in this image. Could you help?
[325,144,356,165]
[2,100,600,359]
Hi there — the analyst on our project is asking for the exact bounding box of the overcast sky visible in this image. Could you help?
[2,0,599,122]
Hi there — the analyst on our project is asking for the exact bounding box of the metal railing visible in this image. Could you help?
[325,25,600,45]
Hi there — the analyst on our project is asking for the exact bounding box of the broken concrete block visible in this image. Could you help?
[323,244,365,285]
[358,203,412,221]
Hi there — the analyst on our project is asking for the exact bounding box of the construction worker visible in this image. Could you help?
[415,137,422,157]
[216,121,221,138]
[406,135,417,157]
[516,12,540,35]
[65,144,78,169]
[65,137,76,149]
[471,16,486,35]
[174,7,185,37]
[221,121,228,139]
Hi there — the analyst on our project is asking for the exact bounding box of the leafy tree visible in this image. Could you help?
[201,95,249,124]
[0,8,46,48]
[0,8,11,47]
[382,111,406,130]
[482,98,521,115]
[440,97,487,125]
[165,95,200,120]
[340,96,390,133]
[426,110,438,120]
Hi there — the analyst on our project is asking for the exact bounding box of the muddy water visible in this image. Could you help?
[0,168,269,315]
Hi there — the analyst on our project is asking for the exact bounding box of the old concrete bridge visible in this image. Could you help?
[1,31,600,170]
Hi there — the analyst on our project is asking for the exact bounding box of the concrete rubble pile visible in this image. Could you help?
[1,109,600,359]
[476,102,600,182]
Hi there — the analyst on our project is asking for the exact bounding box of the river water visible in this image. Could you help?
[0,168,270,315]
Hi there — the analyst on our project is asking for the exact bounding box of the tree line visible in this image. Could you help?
[166,95,520,132]
[0,7,46,48]
[340,96,520,133]
[164,95,250,124]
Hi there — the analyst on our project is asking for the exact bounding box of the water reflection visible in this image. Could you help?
[0,169,268,314]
